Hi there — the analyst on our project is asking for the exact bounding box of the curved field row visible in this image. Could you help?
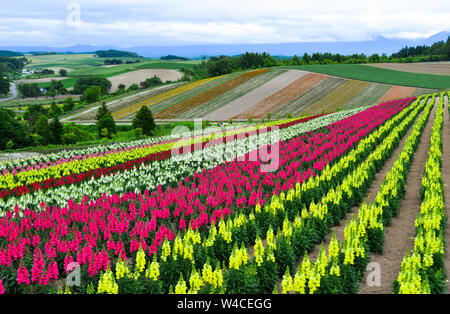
[233,73,327,119]
[300,80,370,115]
[365,62,450,76]
[155,69,271,119]
[376,86,417,104]
[341,83,392,110]
[204,70,307,120]
[111,76,222,119]
[130,70,250,119]
[71,83,187,121]
[179,69,288,119]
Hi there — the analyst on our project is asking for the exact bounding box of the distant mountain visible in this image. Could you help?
[1,31,449,59]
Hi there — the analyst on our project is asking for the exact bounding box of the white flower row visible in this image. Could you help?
[0,107,365,213]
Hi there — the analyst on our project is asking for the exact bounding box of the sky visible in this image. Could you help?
[0,0,449,47]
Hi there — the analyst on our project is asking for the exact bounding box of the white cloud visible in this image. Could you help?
[0,0,449,46]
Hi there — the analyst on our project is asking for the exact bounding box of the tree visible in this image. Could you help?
[118,84,126,92]
[23,104,48,128]
[127,84,139,92]
[34,115,53,145]
[49,116,63,144]
[0,108,30,150]
[132,105,156,136]
[63,97,75,112]
[83,85,102,103]
[96,102,116,138]
[49,102,62,117]
[0,74,9,96]
[97,115,116,138]
[59,69,68,76]
[302,53,311,64]
[73,77,111,95]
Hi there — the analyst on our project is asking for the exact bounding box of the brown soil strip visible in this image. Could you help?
[358,96,438,294]
[376,86,417,104]
[232,73,327,119]
[365,63,450,76]
[441,94,450,294]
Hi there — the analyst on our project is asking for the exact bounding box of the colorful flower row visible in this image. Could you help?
[279,93,435,294]
[0,109,363,211]
[91,94,429,295]
[0,96,422,293]
[395,93,446,294]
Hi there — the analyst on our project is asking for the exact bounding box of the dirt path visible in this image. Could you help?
[273,97,432,293]
[441,94,450,294]
[358,96,438,294]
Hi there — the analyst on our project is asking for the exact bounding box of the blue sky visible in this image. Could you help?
[1,0,449,47]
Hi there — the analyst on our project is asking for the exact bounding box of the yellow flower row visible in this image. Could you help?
[397,92,445,294]
[0,115,303,190]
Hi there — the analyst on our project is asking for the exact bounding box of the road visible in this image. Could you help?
[0,82,17,102]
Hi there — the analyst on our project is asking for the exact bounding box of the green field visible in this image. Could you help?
[280,64,450,90]
[23,53,200,89]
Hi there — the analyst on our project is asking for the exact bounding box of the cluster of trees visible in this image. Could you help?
[160,55,189,61]
[95,50,142,58]
[139,75,163,89]
[190,52,276,78]
[19,79,67,98]
[391,37,450,61]
[104,59,124,65]
[0,103,92,150]
[94,102,155,139]
[0,56,26,73]
[104,59,141,65]
[0,72,9,96]
[0,50,24,57]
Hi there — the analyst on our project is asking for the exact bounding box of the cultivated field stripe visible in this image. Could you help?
[342,83,392,110]
[304,80,370,115]
[233,73,327,119]
[142,71,247,118]
[358,96,438,294]
[204,70,307,120]
[376,86,417,104]
[441,94,450,294]
[292,97,427,286]
[111,76,221,119]
[154,69,270,119]
[272,76,346,117]
[180,69,287,119]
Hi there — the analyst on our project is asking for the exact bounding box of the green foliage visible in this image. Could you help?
[73,76,112,95]
[95,49,142,58]
[63,97,75,112]
[140,75,163,89]
[34,115,53,145]
[127,84,139,92]
[83,85,102,103]
[19,82,42,98]
[49,116,63,144]
[96,103,116,138]
[133,127,143,139]
[0,74,9,96]
[59,68,67,76]
[132,106,156,136]
[0,108,30,150]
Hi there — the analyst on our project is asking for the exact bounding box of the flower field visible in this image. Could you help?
[1,92,449,295]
